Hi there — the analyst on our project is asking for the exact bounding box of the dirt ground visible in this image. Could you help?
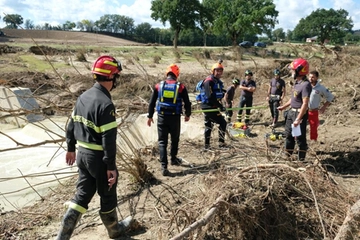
[1,30,360,240]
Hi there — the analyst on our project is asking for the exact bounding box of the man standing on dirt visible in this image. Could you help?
[57,56,133,240]
[308,70,334,141]
[278,58,312,160]
[236,70,256,125]
[224,78,240,123]
[266,69,286,127]
[198,60,228,150]
[147,64,191,176]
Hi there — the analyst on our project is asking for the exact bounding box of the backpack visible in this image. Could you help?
[195,79,204,102]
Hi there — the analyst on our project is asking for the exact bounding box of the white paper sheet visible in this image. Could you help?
[291,124,301,137]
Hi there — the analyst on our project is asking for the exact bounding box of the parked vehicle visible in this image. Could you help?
[254,42,267,48]
[239,41,252,48]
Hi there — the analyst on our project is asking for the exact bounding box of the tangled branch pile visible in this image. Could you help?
[170,164,355,240]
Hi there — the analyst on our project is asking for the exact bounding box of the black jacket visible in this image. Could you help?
[148,77,192,118]
[66,83,117,170]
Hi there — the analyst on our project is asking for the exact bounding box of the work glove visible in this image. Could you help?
[219,105,226,112]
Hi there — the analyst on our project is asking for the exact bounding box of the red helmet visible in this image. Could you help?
[166,64,180,78]
[91,55,122,78]
[289,58,309,76]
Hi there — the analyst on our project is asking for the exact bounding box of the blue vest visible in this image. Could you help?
[198,76,224,103]
[156,81,182,115]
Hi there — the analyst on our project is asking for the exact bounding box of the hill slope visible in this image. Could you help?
[1,29,141,46]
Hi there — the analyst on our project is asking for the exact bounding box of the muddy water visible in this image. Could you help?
[0,114,204,212]
[0,117,76,212]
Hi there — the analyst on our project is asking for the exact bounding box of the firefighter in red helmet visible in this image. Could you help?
[278,58,312,160]
[56,55,133,240]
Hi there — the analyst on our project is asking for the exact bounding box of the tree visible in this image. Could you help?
[286,30,293,42]
[134,23,155,43]
[77,19,95,32]
[292,8,353,44]
[203,0,278,46]
[24,19,34,30]
[197,4,214,47]
[116,15,135,36]
[151,0,203,48]
[94,14,135,35]
[272,28,285,42]
[95,15,112,32]
[63,21,76,31]
[3,14,23,29]
[344,32,360,43]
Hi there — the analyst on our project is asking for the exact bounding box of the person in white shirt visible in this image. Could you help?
[308,70,334,141]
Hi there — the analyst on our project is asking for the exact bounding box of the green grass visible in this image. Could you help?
[19,55,68,72]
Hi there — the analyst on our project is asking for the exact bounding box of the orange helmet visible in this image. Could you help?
[91,55,122,78]
[211,59,224,73]
[289,58,309,76]
[166,64,180,78]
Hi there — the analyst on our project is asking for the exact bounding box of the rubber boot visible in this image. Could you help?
[56,208,82,240]
[99,209,133,239]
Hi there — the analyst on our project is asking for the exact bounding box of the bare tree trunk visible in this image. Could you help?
[173,29,180,49]
[169,195,224,240]
[203,33,207,47]
[334,199,360,240]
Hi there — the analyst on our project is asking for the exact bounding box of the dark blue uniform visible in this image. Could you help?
[200,75,227,148]
[237,79,256,124]
[268,78,285,124]
[66,82,118,212]
[285,79,312,160]
[148,77,191,169]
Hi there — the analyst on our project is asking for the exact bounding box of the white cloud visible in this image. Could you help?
[273,0,318,31]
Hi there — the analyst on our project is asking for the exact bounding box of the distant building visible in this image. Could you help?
[306,36,318,42]
[306,36,329,44]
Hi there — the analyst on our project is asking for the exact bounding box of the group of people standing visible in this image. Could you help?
[57,55,334,238]
[147,58,334,175]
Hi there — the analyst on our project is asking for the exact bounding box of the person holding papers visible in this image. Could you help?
[278,58,312,161]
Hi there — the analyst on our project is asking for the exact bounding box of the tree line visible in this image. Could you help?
[1,0,359,47]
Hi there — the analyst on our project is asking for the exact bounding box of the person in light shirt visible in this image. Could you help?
[308,70,334,141]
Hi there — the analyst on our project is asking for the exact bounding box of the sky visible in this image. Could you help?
[0,0,359,31]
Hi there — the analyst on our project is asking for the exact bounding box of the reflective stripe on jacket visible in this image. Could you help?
[66,82,117,170]
[156,80,182,115]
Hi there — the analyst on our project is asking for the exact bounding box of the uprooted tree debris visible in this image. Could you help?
[1,37,360,239]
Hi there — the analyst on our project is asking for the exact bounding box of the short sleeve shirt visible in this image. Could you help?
[225,86,235,103]
[290,80,312,109]
[240,79,256,97]
[269,78,285,96]
[309,81,334,109]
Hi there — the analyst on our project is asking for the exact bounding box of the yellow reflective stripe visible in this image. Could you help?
[68,202,87,214]
[72,115,116,133]
[160,81,164,102]
[103,60,117,67]
[77,140,103,151]
[100,208,116,214]
[93,67,111,74]
[100,121,117,132]
[72,115,101,132]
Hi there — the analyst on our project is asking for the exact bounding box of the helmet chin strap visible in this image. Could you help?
[293,71,299,79]
[110,78,117,91]
[109,73,120,91]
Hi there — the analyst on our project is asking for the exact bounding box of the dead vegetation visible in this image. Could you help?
[0,33,360,239]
